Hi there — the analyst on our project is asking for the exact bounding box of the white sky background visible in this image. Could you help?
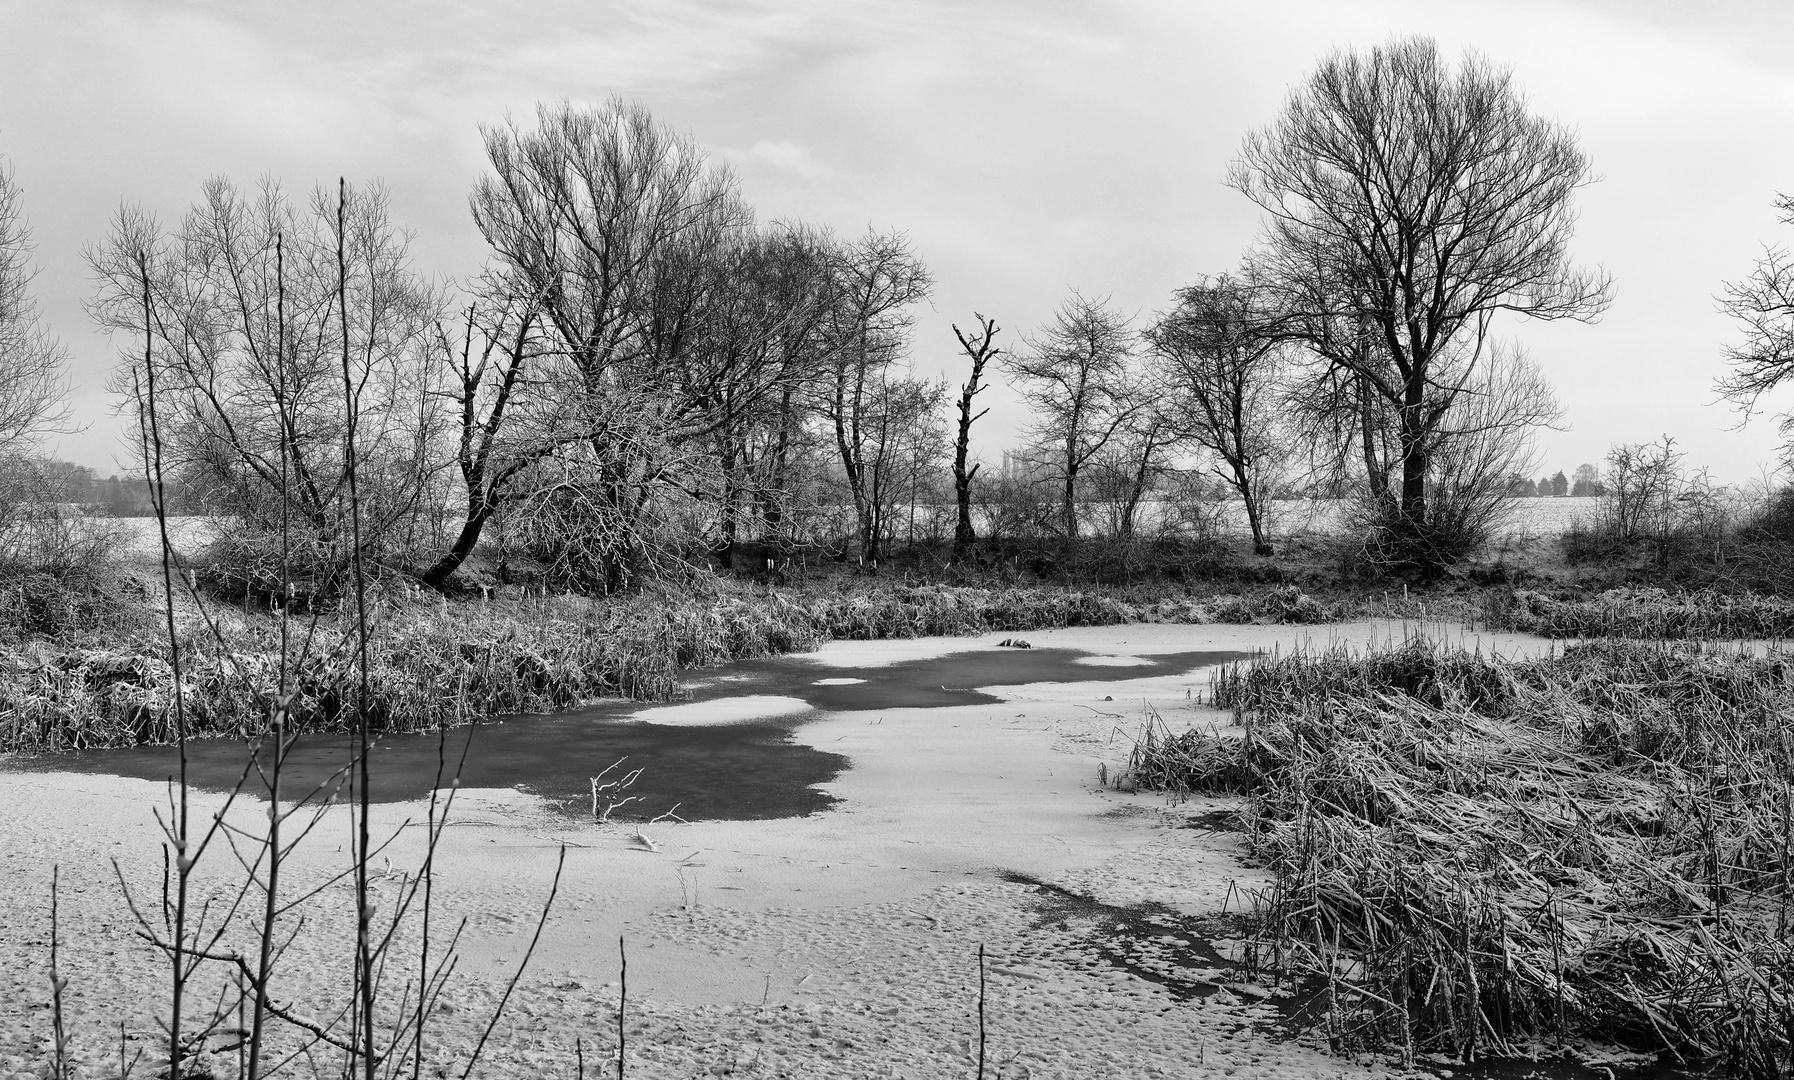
[4,0,1794,482]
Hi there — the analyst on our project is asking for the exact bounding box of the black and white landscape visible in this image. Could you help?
[1,5,1792,1078]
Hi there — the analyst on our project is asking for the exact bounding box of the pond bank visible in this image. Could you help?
[0,580,1404,754]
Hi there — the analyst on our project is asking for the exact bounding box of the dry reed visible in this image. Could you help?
[1488,586,1794,640]
[1122,635,1794,1075]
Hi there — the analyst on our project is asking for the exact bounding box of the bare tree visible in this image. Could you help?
[0,156,68,462]
[1147,273,1287,555]
[472,101,934,586]
[1089,400,1178,543]
[88,179,444,589]
[819,229,932,566]
[1231,36,1610,562]
[1719,192,1794,463]
[1571,462,1603,497]
[869,372,948,553]
[693,225,836,569]
[471,98,753,589]
[950,314,1000,557]
[1004,291,1139,540]
[1603,435,1684,542]
[418,278,553,589]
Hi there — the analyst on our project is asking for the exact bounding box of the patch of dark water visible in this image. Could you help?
[19,719,848,822]
[9,645,1252,821]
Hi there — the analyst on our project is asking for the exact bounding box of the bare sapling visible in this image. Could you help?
[48,866,70,1080]
[77,185,568,1080]
[617,935,628,1080]
[135,235,198,1077]
[339,173,381,1080]
[975,942,987,1080]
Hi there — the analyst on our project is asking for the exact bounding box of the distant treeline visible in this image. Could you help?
[1508,466,1606,498]
[22,459,205,516]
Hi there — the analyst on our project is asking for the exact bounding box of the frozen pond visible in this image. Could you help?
[0,619,1575,1078]
[4,644,1254,820]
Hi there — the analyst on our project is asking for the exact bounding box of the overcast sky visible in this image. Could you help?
[5,0,1793,482]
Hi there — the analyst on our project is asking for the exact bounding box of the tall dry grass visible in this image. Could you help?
[1121,636,1794,1074]
[1487,586,1794,640]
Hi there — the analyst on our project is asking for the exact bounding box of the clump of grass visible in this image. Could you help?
[1201,584,1339,625]
[0,564,152,642]
[790,583,1144,637]
[1487,586,1794,640]
[1209,636,1516,715]
[1115,706,1266,798]
[1121,636,1794,1075]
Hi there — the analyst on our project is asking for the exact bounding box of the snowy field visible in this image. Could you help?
[95,500,1600,565]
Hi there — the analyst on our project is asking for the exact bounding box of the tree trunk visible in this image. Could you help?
[833,359,878,567]
[1062,440,1080,540]
[716,437,739,570]
[949,315,996,559]
[953,465,978,554]
[1119,450,1154,541]
[760,386,795,557]
[1242,495,1270,555]
[421,495,493,591]
[1357,376,1390,506]
[859,499,880,565]
[1234,462,1272,556]
[1398,391,1429,530]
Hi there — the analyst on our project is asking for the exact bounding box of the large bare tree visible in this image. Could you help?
[1230,36,1609,560]
[1003,291,1139,540]
[470,98,759,589]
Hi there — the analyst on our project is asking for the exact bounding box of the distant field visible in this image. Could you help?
[91,500,1599,566]
[1193,496,1599,541]
[1495,496,1599,538]
[106,515,225,559]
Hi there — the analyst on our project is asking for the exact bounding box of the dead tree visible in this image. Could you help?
[950,314,1000,557]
